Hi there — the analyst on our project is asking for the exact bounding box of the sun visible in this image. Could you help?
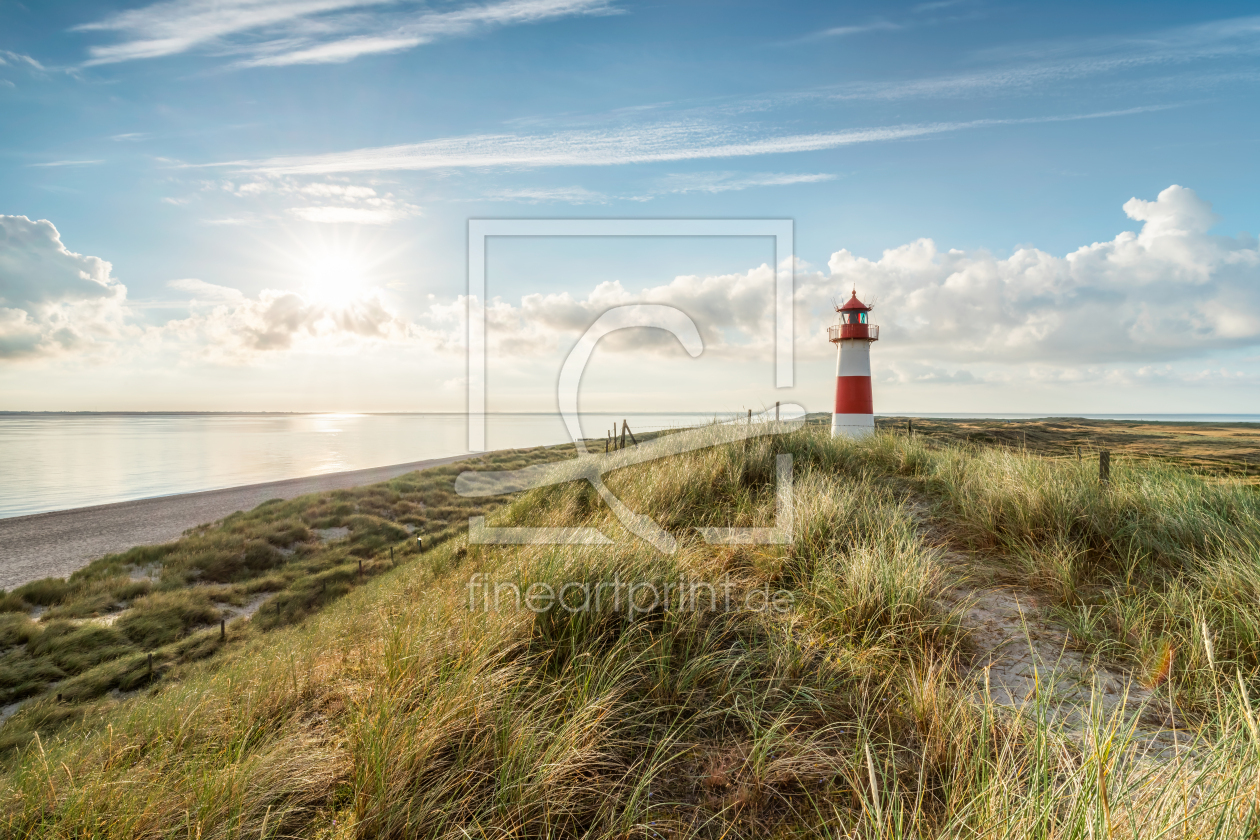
[270,225,402,309]
[300,248,371,308]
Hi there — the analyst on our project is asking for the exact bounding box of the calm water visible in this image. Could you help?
[0,412,732,519]
[3,412,1258,519]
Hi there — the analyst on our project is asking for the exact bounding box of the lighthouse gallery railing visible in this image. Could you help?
[828,324,879,342]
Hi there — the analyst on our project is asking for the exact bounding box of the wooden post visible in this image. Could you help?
[1023,430,1027,450]
[775,401,780,422]
[620,420,627,451]
[417,536,423,551]
[358,559,363,578]
[1100,450,1111,484]
[1076,446,1081,462]
[147,653,153,681]
[390,546,394,562]
[907,418,912,436]
[625,421,637,446]
[220,619,226,640]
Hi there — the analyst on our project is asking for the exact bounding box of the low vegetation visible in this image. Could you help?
[0,444,577,739]
[0,421,1258,838]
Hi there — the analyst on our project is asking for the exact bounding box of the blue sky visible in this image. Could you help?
[2,0,1259,415]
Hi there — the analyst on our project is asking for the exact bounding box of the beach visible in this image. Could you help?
[0,453,476,591]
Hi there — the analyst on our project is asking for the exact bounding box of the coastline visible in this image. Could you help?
[0,453,478,591]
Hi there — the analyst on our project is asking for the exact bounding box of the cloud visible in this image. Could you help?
[0,215,129,359]
[470,185,1260,379]
[0,50,45,70]
[216,107,1164,174]
[167,277,245,303]
[807,185,1260,365]
[469,265,780,358]
[75,0,393,65]
[804,20,900,40]
[483,186,609,204]
[76,0,618,68]
[158,286,411,362]
[214,176,420,224]
[653,171,836,195]
[483,174,830,204]
[288,205,419,224]
[29,160,104,168]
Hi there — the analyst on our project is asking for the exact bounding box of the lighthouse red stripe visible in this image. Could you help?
[834,376,873,415]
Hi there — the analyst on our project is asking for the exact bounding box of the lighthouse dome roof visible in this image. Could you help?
[838,291,871,312]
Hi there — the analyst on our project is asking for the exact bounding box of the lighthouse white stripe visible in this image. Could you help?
[835,340,872,376]
[831,414,875,438]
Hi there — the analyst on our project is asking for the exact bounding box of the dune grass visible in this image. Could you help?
[0,427,1258,838]
[0,444,578,738]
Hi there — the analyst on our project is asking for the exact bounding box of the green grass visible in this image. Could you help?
[0,444,577,724]
[1,427,1258,838]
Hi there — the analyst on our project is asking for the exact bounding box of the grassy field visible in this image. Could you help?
[0,444,579,748]
[870,415,1260,481]
[1,420,1258,837]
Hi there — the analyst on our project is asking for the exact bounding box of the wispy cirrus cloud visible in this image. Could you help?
[653,171,836,194]
[209,106,1170,175]
[74,0,619,68]
[483,186,610,204]
[801,20,899,41]
[28,160,105,168]
[767,13,1260,105]
[0,50,45,70]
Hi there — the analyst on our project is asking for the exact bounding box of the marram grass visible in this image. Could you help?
[0,429,1258,838]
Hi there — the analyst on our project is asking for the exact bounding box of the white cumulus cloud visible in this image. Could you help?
[807,185,1260,364]
[0,216,130,359]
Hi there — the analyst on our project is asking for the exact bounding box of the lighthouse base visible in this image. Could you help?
[831,413,875,439]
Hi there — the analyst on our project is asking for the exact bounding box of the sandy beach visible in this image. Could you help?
[0,453,477,591]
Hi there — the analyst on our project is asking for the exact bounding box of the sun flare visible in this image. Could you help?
[300,249,372,308]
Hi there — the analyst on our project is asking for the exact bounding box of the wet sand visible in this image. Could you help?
[0,454,477,591]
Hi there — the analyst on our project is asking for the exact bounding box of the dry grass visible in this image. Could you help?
[1,427,1258,838]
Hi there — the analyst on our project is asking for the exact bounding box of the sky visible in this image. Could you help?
[2,0,1259,416]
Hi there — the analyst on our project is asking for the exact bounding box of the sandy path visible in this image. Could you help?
[0,454,477,591]
[910,502,1193,760]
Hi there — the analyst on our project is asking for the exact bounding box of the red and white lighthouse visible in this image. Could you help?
[828,290,879,438]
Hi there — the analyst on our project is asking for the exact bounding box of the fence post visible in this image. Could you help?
[775,401,780,422]
[148,653,153,681]
[1100,450,1111,484]
[220,619,226,640]
[620,420,627,451]
[625,422,637,446]
[907,418,912,436]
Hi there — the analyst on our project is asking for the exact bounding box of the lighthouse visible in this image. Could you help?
[828,290,879,438]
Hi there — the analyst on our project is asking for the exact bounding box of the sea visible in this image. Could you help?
[2,411,1258,520]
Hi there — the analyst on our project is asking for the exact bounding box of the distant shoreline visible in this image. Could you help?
[4,410,1259,422]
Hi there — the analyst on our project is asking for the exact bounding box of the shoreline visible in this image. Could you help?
[0,453,479,592]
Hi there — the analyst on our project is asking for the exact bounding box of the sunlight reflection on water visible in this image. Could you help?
[0,412,732,518]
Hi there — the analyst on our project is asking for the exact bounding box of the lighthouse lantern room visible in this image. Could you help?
[828,291,880,438]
